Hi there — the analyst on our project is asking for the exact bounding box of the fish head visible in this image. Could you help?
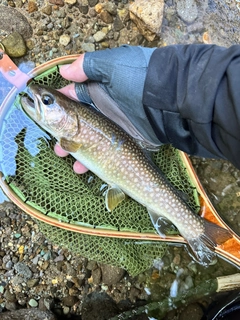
[21,84,77,138]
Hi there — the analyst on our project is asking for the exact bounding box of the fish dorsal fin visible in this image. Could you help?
[148,210,174,238]
[59,137,82,153]
[105,186,125,212]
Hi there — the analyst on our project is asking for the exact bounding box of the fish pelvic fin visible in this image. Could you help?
[105,186,125,212]
[187,220,232,266]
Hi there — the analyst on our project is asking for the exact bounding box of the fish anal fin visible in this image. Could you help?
[60,137,82,153]
[148,210,174,238]
[186,221,232,266]
[105,186,125,212]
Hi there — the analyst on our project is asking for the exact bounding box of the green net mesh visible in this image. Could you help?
[0,66,200,276]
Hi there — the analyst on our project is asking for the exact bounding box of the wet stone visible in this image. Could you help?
[100,264,125,285]
[1,32,27,58]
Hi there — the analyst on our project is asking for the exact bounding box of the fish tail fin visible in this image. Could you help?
[187,220,232,266]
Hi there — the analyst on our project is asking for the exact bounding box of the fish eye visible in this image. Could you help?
[41,94,54,106]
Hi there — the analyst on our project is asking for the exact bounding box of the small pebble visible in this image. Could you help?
[59,34,71,46]
[100,11,113,24]
[14,262,33,280]
[42,5,52,15]
[81,42,95,52]
[28,298,38,307]
[93,30,106,42]
[28,0,38,13]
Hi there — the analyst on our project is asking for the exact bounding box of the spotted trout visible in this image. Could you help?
[21,84,232,265]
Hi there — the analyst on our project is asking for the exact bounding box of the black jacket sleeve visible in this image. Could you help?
[143,44,240,169]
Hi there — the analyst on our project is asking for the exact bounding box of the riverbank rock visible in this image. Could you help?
[81,292,118,320]
[0,6,33,39]
[176,0,198,24]
[129,0,164,41]
[1,32,27,58]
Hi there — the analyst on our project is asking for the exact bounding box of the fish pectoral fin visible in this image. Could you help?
[186,220,233,266]
[148,210,173,238]
[105,186,125,212]
[60,137,82,153]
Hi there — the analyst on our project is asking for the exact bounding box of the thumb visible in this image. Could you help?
[59,54,88,82]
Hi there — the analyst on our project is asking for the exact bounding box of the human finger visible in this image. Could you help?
[57,83,79,101]
[54,143,89,174]
[59,54,88,82]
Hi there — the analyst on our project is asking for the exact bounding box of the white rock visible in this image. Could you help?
[59,34,71,46]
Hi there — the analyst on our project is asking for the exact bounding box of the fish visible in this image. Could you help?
[20,83,232,266]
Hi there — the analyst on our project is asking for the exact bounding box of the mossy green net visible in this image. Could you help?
[0,66,200,276]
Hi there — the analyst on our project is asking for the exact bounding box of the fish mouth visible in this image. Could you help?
[21,86,42,121]
[23,93,35,108]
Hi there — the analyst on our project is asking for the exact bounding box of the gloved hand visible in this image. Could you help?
[56,45,159,173]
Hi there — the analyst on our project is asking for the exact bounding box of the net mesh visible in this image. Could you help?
[0,66,200,276]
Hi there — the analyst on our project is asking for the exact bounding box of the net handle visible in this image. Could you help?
[0,48,31,91]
